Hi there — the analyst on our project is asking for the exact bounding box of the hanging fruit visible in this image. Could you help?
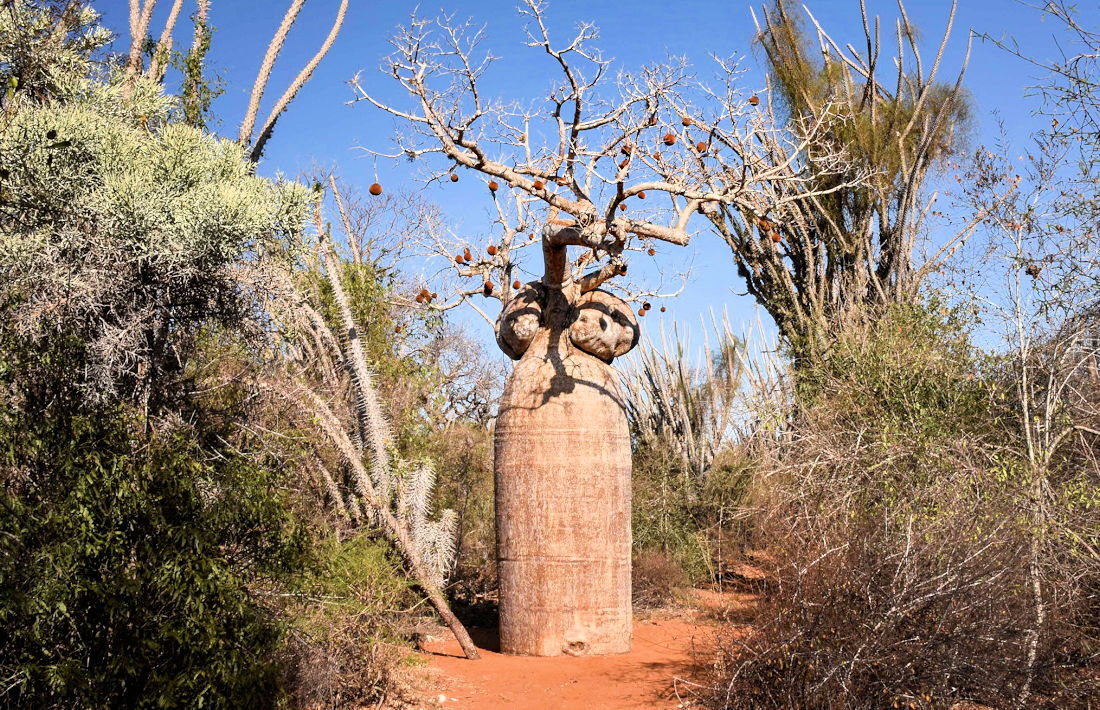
[619,158,629,169]
[487,245,498,256]
[648,114,658,126]
[663,132,676,146]
[770,231,782,243]
[431,292,438,299]
[513,279,521,289]
[557,177,568,185]
[483,281,494,295]
[682,116,693,127]
[369,182,382,196]
[533,180,544,190]
[642,301,651,311]
[621,143,633,155]
[463,247,473,261]
[619,203,627,211]
[696,141,706,153]
[647,247,655,256]
[455,254,465,264]
[749,94,760,106]
[757,217,773,232]
[653,151,662,161]
[637,308,646,316]
[660,306,666,313]
[488,180,499,192]
[638,191,646,199]
[450,173,459,182]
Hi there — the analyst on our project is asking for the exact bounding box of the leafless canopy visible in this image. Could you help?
[353,0,860,329]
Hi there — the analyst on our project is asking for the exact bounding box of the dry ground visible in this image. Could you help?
[415,590,756,710]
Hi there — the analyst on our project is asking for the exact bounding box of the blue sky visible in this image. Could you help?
[99,0,1083,354]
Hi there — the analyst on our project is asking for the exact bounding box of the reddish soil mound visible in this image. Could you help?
[418,591,755,709]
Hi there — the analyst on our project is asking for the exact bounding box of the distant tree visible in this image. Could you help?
[676,0,1004,363]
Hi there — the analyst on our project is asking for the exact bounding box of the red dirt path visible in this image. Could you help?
[418,591,754,710]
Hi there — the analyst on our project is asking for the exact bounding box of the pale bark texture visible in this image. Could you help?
[493,240,639,655]
[354,2,848,655]
[495,328,633,655]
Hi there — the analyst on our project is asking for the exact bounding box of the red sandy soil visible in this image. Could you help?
[417,591,755,710]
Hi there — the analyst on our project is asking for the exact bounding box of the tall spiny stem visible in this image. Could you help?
[249,0,349,163]
[297,198,480,660]
[239,0,306,147]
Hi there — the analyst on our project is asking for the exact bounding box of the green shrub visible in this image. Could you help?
[0,400,310,708]
[281,534,420,708]
[427,423,496,600]
[632,440,756,587]
[631,438,714,585]
[0,5,427,708]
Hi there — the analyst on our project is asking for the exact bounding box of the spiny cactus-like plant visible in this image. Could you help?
[397,461,458,589]
[622,312,745,480]
[274,197,478,659]
[623,311,789,473]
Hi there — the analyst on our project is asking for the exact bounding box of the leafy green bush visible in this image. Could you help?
[0,394,310,708]
[1,5,348,707]
[282,534,420,708]
[631,439,715,584]
[427,422,496,600]
[0,84,306,409]
[625,320,758,590]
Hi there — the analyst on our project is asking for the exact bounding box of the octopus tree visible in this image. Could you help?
[355,1,851,656]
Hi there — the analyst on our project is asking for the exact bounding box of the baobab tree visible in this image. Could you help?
[355,1,860,655]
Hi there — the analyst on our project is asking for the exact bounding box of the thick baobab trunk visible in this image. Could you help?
[493,248,640,656]
[495,326,633,655]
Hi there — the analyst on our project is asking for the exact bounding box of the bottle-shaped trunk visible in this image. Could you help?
[494,326,632,656]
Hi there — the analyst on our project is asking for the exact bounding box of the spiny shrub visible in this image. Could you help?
[710,304,1083,709]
